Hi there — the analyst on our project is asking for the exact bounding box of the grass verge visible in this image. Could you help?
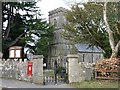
[70,80,119,88]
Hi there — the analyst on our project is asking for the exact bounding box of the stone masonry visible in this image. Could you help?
[67,55,80,83]
[33,55,43,84]
[48,7,71,68]
[67,54,93,83]
[1,55,43,84]
[0,59,1,90]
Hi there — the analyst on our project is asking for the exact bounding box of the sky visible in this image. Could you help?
[36,0,87,20]
[36,0,70,20]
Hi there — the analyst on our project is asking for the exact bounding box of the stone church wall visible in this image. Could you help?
[78,52,103,63]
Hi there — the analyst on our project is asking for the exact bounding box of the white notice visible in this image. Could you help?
[16,50,21,58]
[10,50,14,58]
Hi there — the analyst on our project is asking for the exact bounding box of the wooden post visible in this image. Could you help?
[95,69,97,79]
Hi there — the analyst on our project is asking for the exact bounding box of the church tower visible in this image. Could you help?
[48,7,70,68]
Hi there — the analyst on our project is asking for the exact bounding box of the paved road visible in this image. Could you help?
[0,78,74,88]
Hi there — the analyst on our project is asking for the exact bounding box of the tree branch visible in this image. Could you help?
[85,26,103,48]
[7,32,25,47]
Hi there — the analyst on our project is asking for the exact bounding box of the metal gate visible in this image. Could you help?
[43,69,67,85]
[43,60,68,85]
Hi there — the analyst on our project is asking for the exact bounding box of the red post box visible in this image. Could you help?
[27,62,33,76]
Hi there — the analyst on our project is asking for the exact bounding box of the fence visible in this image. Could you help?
[95,69,120,80]
[95,58,120,81]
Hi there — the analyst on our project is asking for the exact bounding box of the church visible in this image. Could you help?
[47,7,103,68]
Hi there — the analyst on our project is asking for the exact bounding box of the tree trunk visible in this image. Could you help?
[0,1,2,42]
[4,5,11,40]
[114,41,120,57]
[0,1,3,58]
[103,2,118,58]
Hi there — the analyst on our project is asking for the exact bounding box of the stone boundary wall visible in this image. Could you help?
[0,55,43,84]
[2,59,28,81]
[67,54,94,83]
[0,58,2,78]
[78,62,93,81]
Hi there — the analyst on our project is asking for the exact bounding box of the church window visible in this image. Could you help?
[82,54,85,62]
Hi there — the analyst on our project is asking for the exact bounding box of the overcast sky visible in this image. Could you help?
[36,0,87,20]
[36,0,69,20]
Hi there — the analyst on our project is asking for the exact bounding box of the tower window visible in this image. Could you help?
[53,19,57,27]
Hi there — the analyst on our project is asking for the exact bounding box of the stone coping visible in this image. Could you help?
[67,54,79,58]
[33,55,44,59]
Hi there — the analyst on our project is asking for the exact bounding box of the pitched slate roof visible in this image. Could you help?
[75,44,103,53]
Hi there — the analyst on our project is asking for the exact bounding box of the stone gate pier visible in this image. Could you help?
[67,54,93,83]
[33,55,43,84]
